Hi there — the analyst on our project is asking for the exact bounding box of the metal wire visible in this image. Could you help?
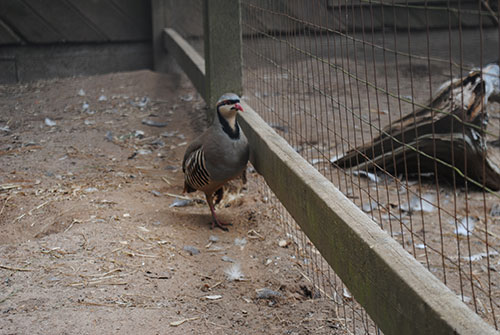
[242,0,500,331]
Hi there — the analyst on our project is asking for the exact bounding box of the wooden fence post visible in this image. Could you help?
[203,0,243,118]
[151,0,169,72]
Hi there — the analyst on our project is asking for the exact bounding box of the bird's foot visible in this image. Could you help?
[210,219,233,231]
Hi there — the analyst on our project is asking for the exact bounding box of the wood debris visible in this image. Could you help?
[332,63,500,190]
[170,317,199,327]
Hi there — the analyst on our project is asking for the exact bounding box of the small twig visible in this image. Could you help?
[162,176,171,185]
[83,268,123,278]
[247,229,265,240]
[164,192,191,200]
[100,246,126,257]
[0,289,19,304]
[482,0,499,24]
[298,270,334,301]
[0,264,34,272]
[205,248,228,253]
[136,234,148,243]
[136,136,156,144]
[11,213,25,224]
[70,278,128,287]
[477,226,500,241]
[11,200,51,226]
[122,250,158,258]
[80,233,88,249]
[79,274,117,281]
[0,195,11,216]
[206,321,230,329]
[64,219,82,233]
[0,145,41,157]
[170,317,200,327]
[0,184,20,191]
[77,300,118,307]
[29,200,50,215]
[209,281,223,290]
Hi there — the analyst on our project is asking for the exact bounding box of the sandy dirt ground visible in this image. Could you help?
[0,71,347,334]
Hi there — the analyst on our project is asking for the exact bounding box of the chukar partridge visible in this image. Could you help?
[182,93,249,230]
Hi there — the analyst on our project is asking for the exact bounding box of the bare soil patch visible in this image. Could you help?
[0,71,344,334]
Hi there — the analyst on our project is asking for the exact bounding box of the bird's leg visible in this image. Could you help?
[205,193,232,231]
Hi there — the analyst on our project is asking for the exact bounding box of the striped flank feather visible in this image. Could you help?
[184,147,211,191]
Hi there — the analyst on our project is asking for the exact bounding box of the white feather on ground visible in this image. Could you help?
[224,263,244,281]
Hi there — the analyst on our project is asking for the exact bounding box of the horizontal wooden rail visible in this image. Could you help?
[163,28,206,100]
[160,25,498,335]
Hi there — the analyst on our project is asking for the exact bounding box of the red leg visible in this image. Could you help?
[206,193,232,231]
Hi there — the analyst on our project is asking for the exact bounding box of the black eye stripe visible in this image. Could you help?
[220,99,240,106]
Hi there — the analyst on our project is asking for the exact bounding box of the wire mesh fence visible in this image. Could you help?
[257,177,381,334]
[241,0,500,331]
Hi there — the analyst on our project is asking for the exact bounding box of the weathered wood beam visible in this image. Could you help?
[151,0,168,72]
[203,0,243,112]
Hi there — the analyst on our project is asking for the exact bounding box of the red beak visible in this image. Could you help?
[234,103,243,112]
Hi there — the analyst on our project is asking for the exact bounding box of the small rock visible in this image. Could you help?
[400,194,435,213]
[151,190,162,197]
[134,130,145,138]
[256,288,282,299]
[452,216,476,236]
[77,89,86,96]
[490,203,500,217]
[269,123,288,133]
[352,170,379,183]
[234,238,247,247]
[221,255,235,263]
[151,139,165,147]
[105,131,113,142]
[45,118,57,127]
[183,245,200,255]
[98,95,108,101]
[161,131,177,137]
[361,200,378,213]
[202,295,222,300]
[142,119,168,127]
[132,96,150,108]
[278,239,289,248]
[180,94,193,102]
[209,235,219,243]
[137,149,152,155]
[169,199,193,207]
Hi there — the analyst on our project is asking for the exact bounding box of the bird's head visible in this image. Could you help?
[216,93,243,119]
